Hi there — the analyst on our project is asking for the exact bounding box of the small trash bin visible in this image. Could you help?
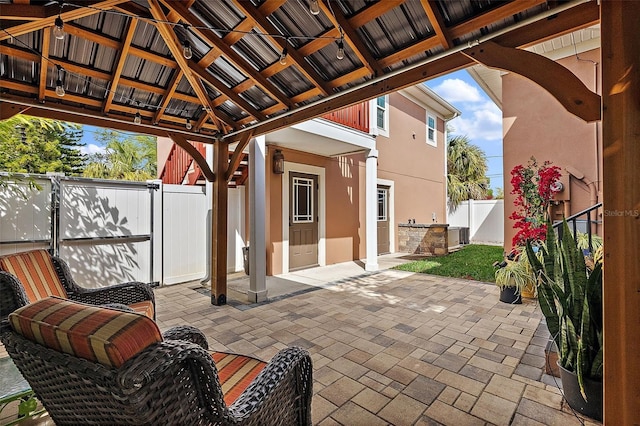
[242,246,249,275]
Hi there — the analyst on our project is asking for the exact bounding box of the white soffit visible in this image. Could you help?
[266,118,375,157]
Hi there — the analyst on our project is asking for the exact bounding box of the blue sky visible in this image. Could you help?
[425,70,504,192]
[80,69,504,191]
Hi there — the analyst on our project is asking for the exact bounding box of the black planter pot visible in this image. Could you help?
[558,363,603,421]
[499,286,522,304]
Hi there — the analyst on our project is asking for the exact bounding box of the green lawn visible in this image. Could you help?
[393,244,504,283]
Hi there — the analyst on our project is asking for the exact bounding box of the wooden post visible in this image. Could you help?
[211,139,229,305]
[601,1,640,423]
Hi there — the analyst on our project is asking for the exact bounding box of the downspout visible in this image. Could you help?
[566,166,599,206]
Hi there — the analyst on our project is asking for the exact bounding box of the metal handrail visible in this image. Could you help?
[553,202,602,253]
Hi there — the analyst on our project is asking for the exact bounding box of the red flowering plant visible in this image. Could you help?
[509,157,562,248]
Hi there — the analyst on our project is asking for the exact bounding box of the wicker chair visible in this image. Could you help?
[1,297,313,425]
[0,249,155,320]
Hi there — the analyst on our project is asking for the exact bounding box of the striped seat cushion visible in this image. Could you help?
[127,300,155,319]
[9,297,162,368]
[212,352,266,405]
[0,250,67,301]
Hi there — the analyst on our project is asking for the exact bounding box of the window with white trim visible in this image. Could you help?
[427,114,436,146]
[376,95,389,137]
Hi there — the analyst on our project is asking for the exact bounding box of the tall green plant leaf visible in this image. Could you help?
[560,220,587,332]
[527,225,560,349]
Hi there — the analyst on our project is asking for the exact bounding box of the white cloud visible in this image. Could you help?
[449,101,502,141]
[432,78,482,103]
[81,143,105,155]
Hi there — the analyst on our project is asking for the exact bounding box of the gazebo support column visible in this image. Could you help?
[601,1,640,423]
[211,139,230,305]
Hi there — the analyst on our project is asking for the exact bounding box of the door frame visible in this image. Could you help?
[282,162,326,273]
[377,178,395,253]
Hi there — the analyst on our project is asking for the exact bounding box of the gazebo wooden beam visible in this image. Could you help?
[461,41,601,122]
[168,133,215,182]
[148,0,227,132]
[161,0,293,110]
[211,138,230,305]
[0,0,129,41]
[222,0,599,142]
[601,2,640,423]
[420,0,452,49]
[37,29,51,102]
[225,131,254,183]
[102,18,138,115]
[318,0,383,77]
[232,0,332,96]
[0,92,219,142]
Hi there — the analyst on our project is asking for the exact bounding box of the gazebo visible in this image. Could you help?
[0,1,637,422]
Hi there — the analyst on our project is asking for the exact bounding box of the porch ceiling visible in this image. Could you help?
[267,117,375,157]
[0,0,599,146]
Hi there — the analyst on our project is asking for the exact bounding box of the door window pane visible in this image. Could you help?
[293,177,314,223]
[377,188,387,221]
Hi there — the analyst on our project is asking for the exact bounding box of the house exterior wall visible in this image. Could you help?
[502,48,602,249]
[265,91,450,274]
[378,92,448,230]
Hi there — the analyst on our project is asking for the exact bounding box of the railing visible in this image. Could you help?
[321,101,370,133]
[553,202,602,253]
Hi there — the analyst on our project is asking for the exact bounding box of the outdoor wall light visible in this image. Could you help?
[273,149,285,174]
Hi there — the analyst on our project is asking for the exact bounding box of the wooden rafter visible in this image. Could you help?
[448,0,547,40]
[160,0,293,110]
[348,0,406,27]
[38,28,51,102]
[232,0,332,96]
[0,0,129,41]
[63,23,177,68]
[153,70,184,125]
[298,28,340,56]
[168,133,215,182]
[318,0,383,77]
[147,0,226,132]
[420,0,452,49]
[102,18,138,114]
[188,63,265,122]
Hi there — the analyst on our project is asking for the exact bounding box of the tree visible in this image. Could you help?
[0,115,85,175]
[447,133,489,212]
[83,129,156,181]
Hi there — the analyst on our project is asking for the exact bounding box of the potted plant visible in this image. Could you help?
[526,219,603,421]
[494,257,529,304]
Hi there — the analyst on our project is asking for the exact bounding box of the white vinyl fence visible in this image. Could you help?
[0,174,245,288]
[448,199,504,245]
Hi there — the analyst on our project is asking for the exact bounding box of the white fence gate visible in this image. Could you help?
[448,199,504,245]
[0,174,246,288]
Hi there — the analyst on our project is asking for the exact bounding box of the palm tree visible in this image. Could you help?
[83,130,156,181]
[447,134,489,212]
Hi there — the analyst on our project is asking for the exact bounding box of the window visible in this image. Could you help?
[376,96,389,137]
[292,177,314,223]
[377,188,388,221]
[427,114,436,146]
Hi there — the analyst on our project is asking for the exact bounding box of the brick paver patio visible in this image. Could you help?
[154,269,601,426]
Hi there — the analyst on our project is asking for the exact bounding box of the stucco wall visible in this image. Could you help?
[266,92,449,274]
[377,92,448,249]
[502,48,602,249]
